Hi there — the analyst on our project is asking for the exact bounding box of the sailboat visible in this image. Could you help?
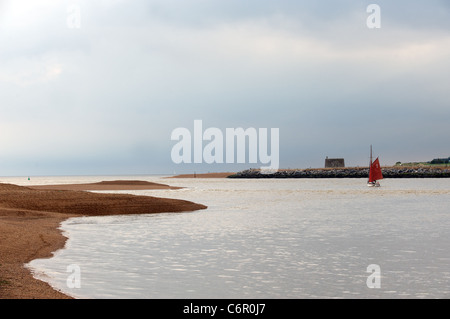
[367,145,383,187]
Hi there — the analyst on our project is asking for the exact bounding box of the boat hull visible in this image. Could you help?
[367,182,380,187]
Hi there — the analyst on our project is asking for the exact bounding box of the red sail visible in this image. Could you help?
[369,157,383,182]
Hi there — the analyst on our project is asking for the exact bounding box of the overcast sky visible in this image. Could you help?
[1,0,449,175]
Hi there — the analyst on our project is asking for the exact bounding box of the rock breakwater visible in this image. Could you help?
[228,167,450,179]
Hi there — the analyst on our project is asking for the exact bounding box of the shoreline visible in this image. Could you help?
[0,181,206,299]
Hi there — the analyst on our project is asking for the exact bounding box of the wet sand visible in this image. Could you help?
[0,182,206,299]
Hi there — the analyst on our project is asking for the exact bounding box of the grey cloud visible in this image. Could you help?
[0,0,449,175]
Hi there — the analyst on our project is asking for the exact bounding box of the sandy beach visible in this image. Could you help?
[0,181,206,299]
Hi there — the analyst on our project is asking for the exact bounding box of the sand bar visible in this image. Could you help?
[29,180,183,191]
[0,182,206,299]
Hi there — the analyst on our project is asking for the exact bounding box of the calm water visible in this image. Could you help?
[12,176,450,299]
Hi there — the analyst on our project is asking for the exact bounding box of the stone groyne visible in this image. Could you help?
[228,167,450,179]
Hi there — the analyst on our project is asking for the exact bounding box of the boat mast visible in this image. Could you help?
[368,145,373,183]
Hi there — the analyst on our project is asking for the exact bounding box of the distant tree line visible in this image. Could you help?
[395,156,450,166]
[430,157,450,164]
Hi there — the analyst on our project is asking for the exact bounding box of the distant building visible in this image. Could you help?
[325,157,345,168]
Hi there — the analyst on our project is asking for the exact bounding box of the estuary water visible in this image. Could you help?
[13,176,450,299]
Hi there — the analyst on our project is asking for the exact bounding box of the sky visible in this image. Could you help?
[0,0,449,176]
